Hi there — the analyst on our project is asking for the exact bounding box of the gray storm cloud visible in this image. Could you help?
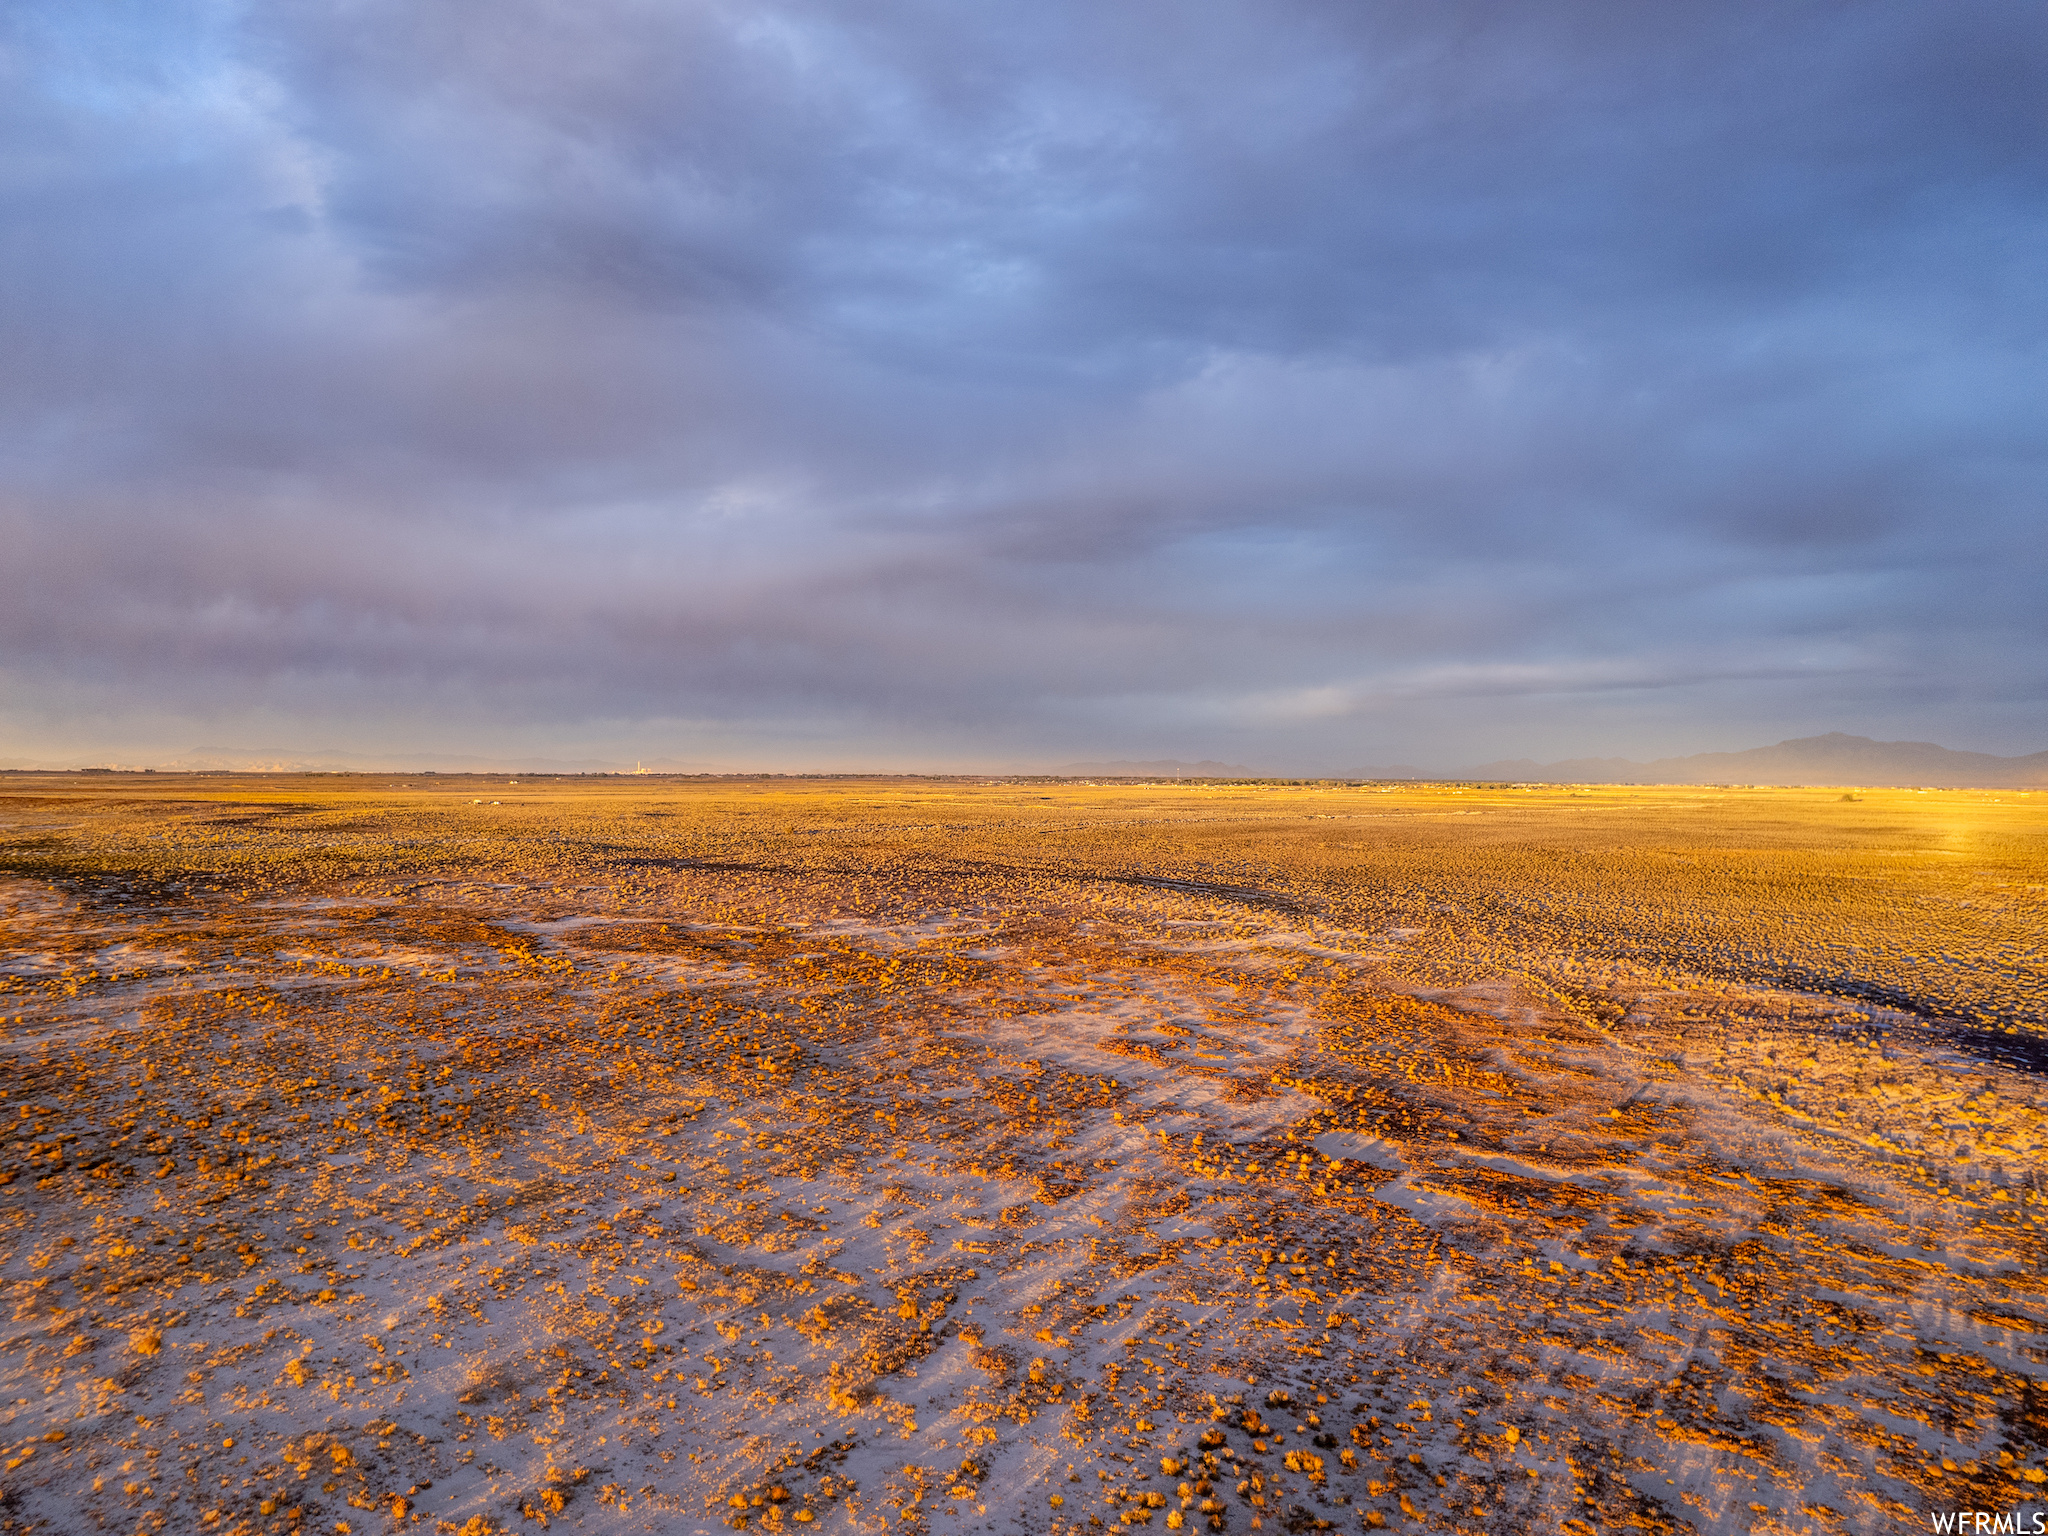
[2,0,2042,769]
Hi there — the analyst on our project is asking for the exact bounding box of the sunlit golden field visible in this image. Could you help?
[1,774,2043,1536]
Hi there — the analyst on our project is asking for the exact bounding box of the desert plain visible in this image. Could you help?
[0,774,2043,1536]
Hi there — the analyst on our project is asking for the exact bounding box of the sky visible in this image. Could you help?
[3,1,2044,773]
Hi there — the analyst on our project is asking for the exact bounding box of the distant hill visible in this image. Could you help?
[1049,759,1258,779]
[1463,733,2048,788]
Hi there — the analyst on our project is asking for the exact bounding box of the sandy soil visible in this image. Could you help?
[1,775,2044,1536]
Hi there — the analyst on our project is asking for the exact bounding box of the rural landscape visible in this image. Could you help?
[9,0,2042,1533]
[1,774,2043,1536]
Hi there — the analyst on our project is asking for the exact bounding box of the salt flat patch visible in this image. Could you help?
[90,942,192,970]
[498,912,673,934]
[1310,1132,1406,1172]
[606,952,761,987]
[0,876,75,921]
[275,944,456,972]
[1366,1175,1488,1223]
[980,955,1329,1115]
[1438,1149,1603,1184]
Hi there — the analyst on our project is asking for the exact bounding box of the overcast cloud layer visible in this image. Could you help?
[4,0,2044,771]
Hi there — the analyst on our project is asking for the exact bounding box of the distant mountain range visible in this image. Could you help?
[1444,733,2048,788]
[1048,759,1258,778]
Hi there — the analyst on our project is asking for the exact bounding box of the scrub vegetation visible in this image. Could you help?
[0,774,2043,1536]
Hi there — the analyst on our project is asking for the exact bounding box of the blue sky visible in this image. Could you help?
[3,1,2043,770]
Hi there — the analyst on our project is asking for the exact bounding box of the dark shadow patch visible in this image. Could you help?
[8,868,205,912]
[1787,976,2048,1077]
[604,855,786,876]
[1102,874,1311,913]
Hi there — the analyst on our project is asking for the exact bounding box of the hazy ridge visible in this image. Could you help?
[1452,732,2048,788]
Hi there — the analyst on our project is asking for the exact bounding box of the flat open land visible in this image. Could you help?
[1,776,2044,1536]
